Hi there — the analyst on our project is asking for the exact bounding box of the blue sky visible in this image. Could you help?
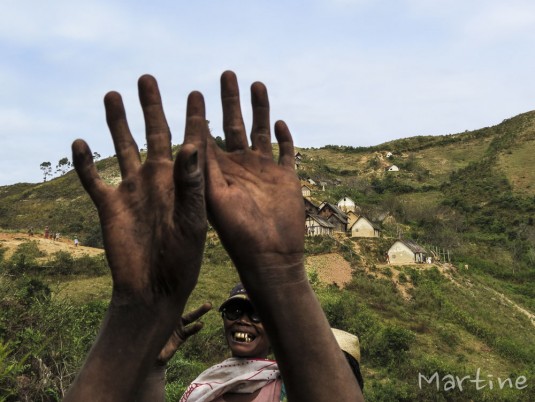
[2,0,535,185]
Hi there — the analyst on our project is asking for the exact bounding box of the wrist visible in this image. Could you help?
[234,252,306,289]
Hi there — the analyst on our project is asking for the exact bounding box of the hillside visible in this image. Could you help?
[0,111,534,400]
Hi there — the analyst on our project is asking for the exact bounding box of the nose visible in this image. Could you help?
[236,314,253,324]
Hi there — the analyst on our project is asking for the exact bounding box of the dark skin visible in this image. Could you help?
[64,75,209,401]
[64,71,363,401]
[206,71,364,401]
[137,302,212,402]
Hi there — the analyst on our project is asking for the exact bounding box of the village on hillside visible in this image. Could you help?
[297,151,444,266]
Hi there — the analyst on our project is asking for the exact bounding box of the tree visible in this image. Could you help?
[92,152,101,161]
[214,136,226,150]
[55,157,72,176]
[40,161,52,182]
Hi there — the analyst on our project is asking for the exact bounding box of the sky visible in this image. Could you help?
[2,0,535,185]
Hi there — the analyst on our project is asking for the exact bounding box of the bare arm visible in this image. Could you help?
[137,303,212,402]
[206,71,363,401]
[64,75,209,401]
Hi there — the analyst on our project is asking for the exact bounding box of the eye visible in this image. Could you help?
[224,307,244,321]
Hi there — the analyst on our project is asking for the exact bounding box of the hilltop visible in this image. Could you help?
[0,111,534,400]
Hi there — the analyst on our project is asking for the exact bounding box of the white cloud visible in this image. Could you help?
[1,1,535,184]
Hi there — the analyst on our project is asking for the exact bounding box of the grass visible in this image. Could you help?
[498,139,535,196]
[1,236,534,400]
[50,276,112,304]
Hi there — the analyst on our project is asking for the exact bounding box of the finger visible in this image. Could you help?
[174,143,204,209]
[182,302,212,326]
[182,91,208,175]
[104,91,141,178]
[182,321,204,339]
[206,136,228,189]
[72,139,109,206]
[205,137,231,228]
[221,70,248,151]
[138,74,172,161]
[250,81,272,156]
[274,120,295,168]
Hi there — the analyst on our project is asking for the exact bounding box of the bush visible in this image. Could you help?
[0,277,107,400]
[2,241,44,275]
[0,341,25,402]
[41,252,108,277]
[368,325,415,366]
[16,277,51,305]
[364,377,413,402]
[47,251,74,275]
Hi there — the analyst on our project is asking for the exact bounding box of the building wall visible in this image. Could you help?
[305,217,332,236]
[351,219,378,238]
[327,215,346,232]
[337,198,355,212]
[346,212,358,228]
[388,241,416,264]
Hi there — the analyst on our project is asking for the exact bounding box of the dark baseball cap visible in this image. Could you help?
[219,283,250,311]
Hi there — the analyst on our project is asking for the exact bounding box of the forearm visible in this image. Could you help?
[136,365,166,402]
[241,260,364,402]
[64,300,178,402]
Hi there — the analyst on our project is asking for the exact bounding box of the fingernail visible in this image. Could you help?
[186,150,198,174]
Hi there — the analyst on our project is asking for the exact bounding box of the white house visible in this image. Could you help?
[349,216,381,238]
[387,165,399,172]
[386,151,393,158]
[387,240,427,265]
[301,184,313,197]
[337,196,356,213]
[346,211,359,228]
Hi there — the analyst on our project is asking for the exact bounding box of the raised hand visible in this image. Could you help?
[205,71,363,402]
[157,302,213,365]
[65,75,209,401]
[206,71,305,280]
[72,75,207,307]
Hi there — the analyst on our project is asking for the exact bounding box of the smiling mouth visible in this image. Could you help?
[233,332,256,343]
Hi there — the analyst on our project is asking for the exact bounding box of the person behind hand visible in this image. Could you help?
[179,284,364,401]
[331,328,364,391]
[180,283,285,402]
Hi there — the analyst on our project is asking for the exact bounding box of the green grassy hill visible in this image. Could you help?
[0,112,534,401]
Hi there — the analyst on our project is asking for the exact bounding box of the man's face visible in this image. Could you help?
[222,300,270,358]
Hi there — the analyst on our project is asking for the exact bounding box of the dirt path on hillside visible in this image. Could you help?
[0,232,104,261]
[484,286,535,328]
[305,253,353,287]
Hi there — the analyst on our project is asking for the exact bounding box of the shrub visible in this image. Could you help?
[39,252,108,277]
[0,277,107,400]
[16,277,51,305]
[368,325,415,366]
[47,251,74,275]
[364,377,413,402]
[0,341,25,402]
[3,241,44,275]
